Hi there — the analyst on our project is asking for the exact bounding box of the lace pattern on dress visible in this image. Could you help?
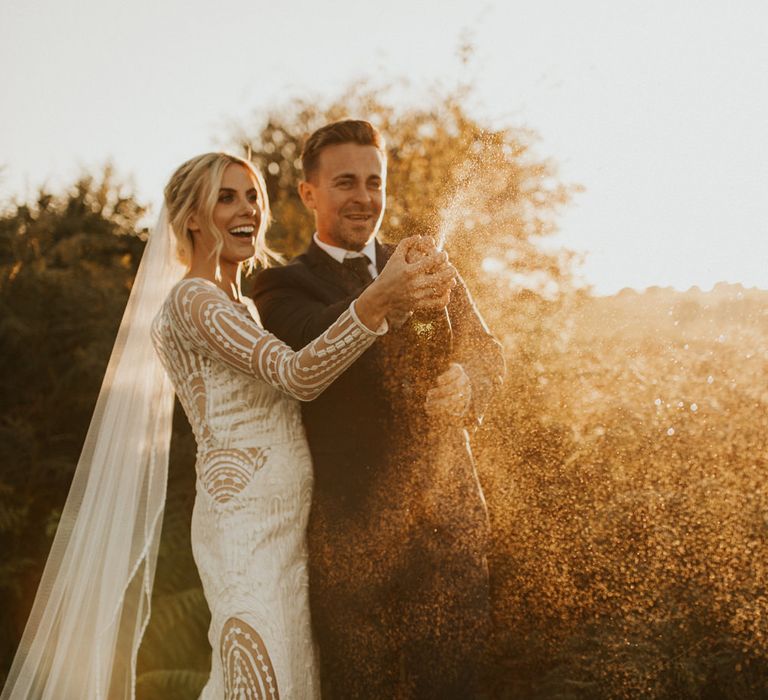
[149,278,378,698]
[201,447,270,504]
[164,278,381,402]
[221,617,279,700]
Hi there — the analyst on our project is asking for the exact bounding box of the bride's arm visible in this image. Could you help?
[169,279,385,401]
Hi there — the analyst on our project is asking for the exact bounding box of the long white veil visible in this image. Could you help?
[1,208,185,699]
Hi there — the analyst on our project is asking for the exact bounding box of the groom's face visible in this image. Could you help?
[300,143,386,252]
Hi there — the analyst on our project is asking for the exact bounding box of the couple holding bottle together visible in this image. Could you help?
[3,120,504,700]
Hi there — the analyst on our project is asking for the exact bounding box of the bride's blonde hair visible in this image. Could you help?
[164,152,278,270]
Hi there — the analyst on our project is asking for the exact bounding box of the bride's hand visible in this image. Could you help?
[354,236,456,331]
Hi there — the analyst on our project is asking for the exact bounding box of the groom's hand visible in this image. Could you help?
[425,362,472,419]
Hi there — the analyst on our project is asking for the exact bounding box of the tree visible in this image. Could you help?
[0,167,155,678]
[232,82,579,315]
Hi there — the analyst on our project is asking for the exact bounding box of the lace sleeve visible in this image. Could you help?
[169,279,385,401]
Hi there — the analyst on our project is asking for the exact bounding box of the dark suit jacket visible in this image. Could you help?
[253,239,505,696]
[252,239,504,514]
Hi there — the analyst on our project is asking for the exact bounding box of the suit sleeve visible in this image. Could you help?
[252,265,358,351]
[448,274,506,429]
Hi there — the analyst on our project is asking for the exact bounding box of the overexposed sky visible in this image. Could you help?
[2,0,766,294]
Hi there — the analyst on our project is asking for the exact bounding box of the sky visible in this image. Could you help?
[1,0,766,294]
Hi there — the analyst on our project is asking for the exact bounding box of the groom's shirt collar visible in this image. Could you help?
[313,233,378,279]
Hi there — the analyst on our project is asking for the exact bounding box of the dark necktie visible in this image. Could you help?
[342,255,374,286]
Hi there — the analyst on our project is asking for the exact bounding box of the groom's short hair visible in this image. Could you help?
[301,120,386,182]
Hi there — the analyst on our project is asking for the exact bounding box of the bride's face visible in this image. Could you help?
[192,163,263,264]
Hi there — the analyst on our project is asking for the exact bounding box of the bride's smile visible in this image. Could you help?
[189,163,264,265]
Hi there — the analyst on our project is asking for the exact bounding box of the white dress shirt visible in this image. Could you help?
[313,233,379,279]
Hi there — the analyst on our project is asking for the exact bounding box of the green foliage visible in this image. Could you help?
[135,669,209,700]
[478,285,768,698]
[0,167,155,681]
[137,407,209,689]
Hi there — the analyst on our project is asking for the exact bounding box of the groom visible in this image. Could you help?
[252,120,505,698]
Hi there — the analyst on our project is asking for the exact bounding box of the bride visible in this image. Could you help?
[1,152,455,699]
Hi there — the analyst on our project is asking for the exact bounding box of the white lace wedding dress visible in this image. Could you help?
[151,277,383,699]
